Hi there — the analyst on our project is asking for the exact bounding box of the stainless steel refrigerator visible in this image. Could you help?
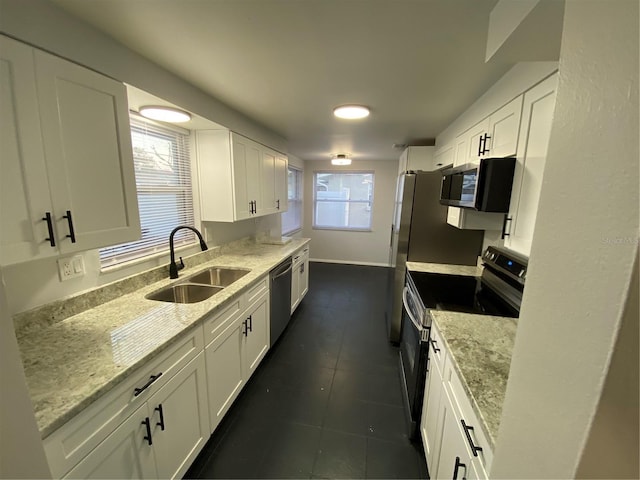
[387,171,483,342]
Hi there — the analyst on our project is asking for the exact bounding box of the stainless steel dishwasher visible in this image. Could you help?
[269,257,293,346]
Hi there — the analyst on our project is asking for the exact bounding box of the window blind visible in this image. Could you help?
[99,114,195,268]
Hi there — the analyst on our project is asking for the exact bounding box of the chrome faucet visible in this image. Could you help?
[169,226,208,279]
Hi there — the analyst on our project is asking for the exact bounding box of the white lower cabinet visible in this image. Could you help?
[421,324,492,480]
[205,276,270,433]
[63,352,209,480]
[64,404,156,479]
[148,353,210,479]
[291,246,309,313]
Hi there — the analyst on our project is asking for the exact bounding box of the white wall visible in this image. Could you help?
[491,1,639,478]
[303,159,397,266]
[0,0,289,316]
[0,270,51,479]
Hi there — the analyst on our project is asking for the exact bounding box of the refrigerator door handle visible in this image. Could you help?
[389,224,394,247]
[402,286,423,332]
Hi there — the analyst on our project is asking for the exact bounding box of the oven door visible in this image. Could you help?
[399,286,430,439]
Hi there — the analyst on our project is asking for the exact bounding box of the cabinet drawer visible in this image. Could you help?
[44,327,203,478]
[245,275,268,306]
[203,298,243,346]
[443,360,494,472]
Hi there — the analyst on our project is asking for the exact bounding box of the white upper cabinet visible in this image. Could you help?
[0,35,140,265]
[399,146,441,173]
[454,96,522,167]
[504,74,558,256]
[274,153,288,213]
[196,130,287,222]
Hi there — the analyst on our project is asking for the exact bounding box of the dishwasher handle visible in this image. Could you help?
[272,263,293,280]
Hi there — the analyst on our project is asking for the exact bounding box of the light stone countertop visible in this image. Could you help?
[406,260,482,277]
[430,310,517,450]
[16,238,310,439]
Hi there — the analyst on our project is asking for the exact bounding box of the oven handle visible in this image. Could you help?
[402,286,424,332]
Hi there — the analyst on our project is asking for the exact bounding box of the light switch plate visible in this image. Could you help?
[58,255,85,281]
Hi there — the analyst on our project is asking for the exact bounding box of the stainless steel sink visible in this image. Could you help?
[181,267,250,287]
[145,284,223,304]
[146,266,250,304]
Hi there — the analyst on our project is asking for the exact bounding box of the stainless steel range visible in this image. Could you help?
[399,246,528,440]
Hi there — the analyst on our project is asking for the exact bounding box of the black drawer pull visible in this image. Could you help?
[42,212,56,247]
[142,417,153,445]
[155,404,165,430]
[461,419,483,456]
[247,314,253,333]
[242,319,248,337]
[63,210,76,243]
[453,456,466,480]
[134,372,163,397]
[430,338,441,353]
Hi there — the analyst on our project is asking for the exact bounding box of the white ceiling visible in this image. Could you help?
[53,0,561,161]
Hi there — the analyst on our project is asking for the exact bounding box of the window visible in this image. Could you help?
[99,114,195,268]
[313,171,374,231]
[282,166,303,235]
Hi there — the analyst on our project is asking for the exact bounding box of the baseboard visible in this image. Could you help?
[309,258,390,268]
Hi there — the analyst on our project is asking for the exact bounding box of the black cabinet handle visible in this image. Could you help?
[247,314,253,333]
[430,338,441,353]
[477,135,484,156]
[480,133,491,155]
[134,372,163,397]
[62,210,76,243]
[461,419,483,456]
[42,212,56,247]
[453,456,466,480]
[501,215,513,239]
[142,417,153,445]
[242,319,248,337]
[155,404,165,431]
[276,199,280,210]
[253,200,257,213]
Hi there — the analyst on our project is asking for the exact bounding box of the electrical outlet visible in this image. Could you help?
[57,255,85,281]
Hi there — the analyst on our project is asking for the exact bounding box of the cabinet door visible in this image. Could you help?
[149,352,209,480]
[464,119,490,165]
[291,256,301,313]
[260,148,277,215]
[421,350,445,472]
[231,134,261,220]
[504,74,558,256]
[435,389,471,480]
[34,49,140,253]
[0,36,55,265]
[205,316,244,432]
[485,96,523,158]
[243,293,269,379]
[453,135,468,167]
[299,252,309,300]
[433,144,454,170]
[63,404,156,479]
[275,153,288,212]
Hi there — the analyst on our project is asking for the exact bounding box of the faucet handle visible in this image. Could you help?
[178,257,185,271]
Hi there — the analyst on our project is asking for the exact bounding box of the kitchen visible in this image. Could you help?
[1,1,638,479]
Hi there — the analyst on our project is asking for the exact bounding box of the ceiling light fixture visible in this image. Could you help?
[139,105,192,123]
[331,154,352,166]
[333,105,370,120]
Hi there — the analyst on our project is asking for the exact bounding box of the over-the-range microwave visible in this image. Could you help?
[440,157,516,213]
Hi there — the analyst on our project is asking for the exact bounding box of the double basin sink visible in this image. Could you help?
[146,267,250,304]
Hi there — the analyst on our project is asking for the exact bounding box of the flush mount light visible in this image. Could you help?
[331,154,352,166]
[139,105,191,123]
[333,105,370,120]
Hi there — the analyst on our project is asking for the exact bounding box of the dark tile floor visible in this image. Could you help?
[185,262,428,479]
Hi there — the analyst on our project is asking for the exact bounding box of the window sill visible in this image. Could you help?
[312,226,372,233]
[99,241,200,274]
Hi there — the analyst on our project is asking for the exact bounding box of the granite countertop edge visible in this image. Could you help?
[430,310,517,451]
[17,238,310,439]
[406,260,482,277]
